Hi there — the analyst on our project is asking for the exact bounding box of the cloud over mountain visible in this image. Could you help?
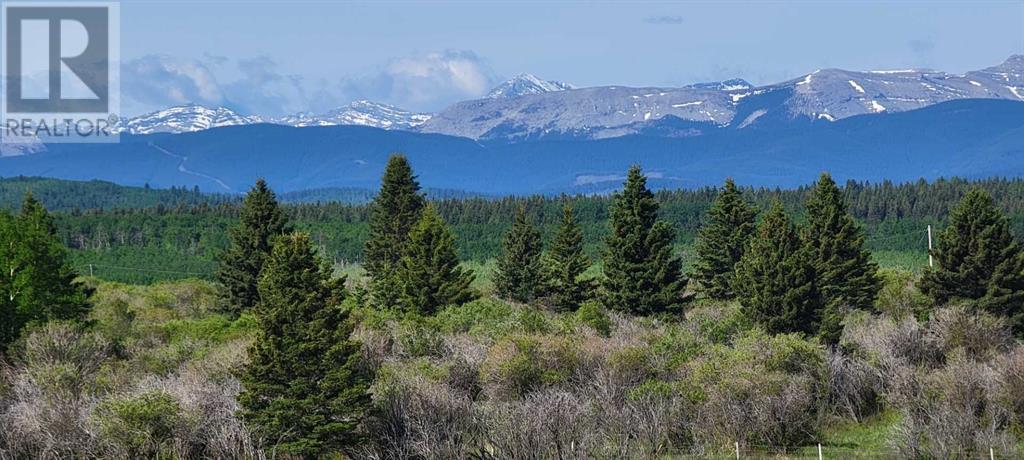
[119,50,500,117]
[121,55,226,115]
[338,50,500,112]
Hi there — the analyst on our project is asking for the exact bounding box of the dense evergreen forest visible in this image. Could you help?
[7,176,1024,282]
[0,176,234,210]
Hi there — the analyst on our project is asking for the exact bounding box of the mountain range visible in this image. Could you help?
[1,56,1023,196]
[86,55,1024,141]
[10,55,1008,143]
[420,55,1024,140]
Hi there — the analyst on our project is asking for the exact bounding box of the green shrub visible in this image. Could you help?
[145,280,220,318]
[685,329,825,448]
[130,341,199,375]
[875,268,931,319]
[160,313,256,346]
[396,313,445,357]
[687,301,752,344]
[435,298,551,339]
[93,297,136,348]
[96,390,188,458]
[576,301,611,337]
[608,346,657,382]
[349,299,403,331]
[375,357,452,387]
[480,335,580,398]
[627,379,677,401]
[648,324,705,369]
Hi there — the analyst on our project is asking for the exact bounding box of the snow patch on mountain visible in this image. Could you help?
[486,74,574,98]
[118,101,432,135]
[117,105,263,135]
[274,100,431,129]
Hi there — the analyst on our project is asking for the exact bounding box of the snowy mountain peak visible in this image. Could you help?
[685,78,753,91]
[275,100,431,129]
[485,73,575,98]
[420,54,1024,140]
[118,104,263,135]
[1003,54,1024,67]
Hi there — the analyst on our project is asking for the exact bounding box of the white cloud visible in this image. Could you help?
[221,56,327,116]
[340,50,499,112]
[121,55,225,114]
[118,49,499,117]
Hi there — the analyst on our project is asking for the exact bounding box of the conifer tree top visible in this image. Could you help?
[17,192,55,232]
[364,153,426,282]
[603,164,688,315]
[377,154,422,198]
[692,178,757,300]
[611,165,659,228]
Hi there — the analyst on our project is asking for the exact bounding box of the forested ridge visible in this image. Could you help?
[15,176,1024,282]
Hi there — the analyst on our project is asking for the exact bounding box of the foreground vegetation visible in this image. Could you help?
[1,277,1022,458]
[2,158,1024,458]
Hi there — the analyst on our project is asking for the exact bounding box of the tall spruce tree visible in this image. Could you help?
[919,189,1024,331]
[0,194,92,349]
[0,211,16,348]
[691,178,757,300]
[494,207,545,303]
[544,203,593,312]
[396,205,476,314]
[364,154,426,308]
[216,179,290,315]
[239,232,369,457]
[602,165,689,315]
[803,173,881,344]
[733,201,822,336]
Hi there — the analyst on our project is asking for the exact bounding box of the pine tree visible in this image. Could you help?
[919,189,1024,331]
[0,194,92,349]
[238,232,369,457]
[602,165,689,315]
[216,179,290,315]
[396,205,476,314]
[544,203,593,312]
[803,173,881,344]
[364,154,426,308]
[691,178,757,300]
[0,211,16,347]
[733,201,822,335]
[494,207,545,303]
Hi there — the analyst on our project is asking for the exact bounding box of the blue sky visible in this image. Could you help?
[117,0,1024,116]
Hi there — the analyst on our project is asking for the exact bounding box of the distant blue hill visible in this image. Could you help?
[2,99,1022,195]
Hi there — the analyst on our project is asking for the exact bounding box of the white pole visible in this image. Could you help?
[818,443,823,460]
[927,225,934,268]
[735,441,740,459]
[89,263,94,277]
[991,446,995,460]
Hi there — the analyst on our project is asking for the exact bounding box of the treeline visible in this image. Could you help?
[29,176,1024,283]
[0,176,235,211]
